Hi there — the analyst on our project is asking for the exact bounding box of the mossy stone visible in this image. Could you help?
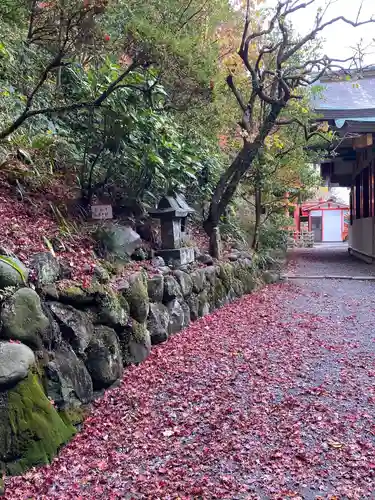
[204,266,217,286]
[1,371,75,475]
[233,262,256,294]
[180,300,190,328]
[59,406,88,426]
[1,288,49,348]
[29,252,60,287]
[123,271,150,323]
[119,320,151,366]
[173,270,193,297]
[96,290,129,328]
[262,270,280,284]
[58,285,96,307]
[147,276,164,303]
[163,276,182,302]
[231,278,245,298]
[197,290,210,318]
[190,269,206,293]
[186,294,199,321]
[147,303,169,345]
[0,256,28,289]
[130,321,151,364]
[166,299,185,334]
[218,263,234,291]
[48,303,93,355]
[45,342,93,410]
[85,326,123,389]
[212,278,227,309]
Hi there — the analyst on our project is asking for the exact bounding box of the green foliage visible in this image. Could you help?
[103,0,236,140]
[0,0,229,210]
[258,213,289,251]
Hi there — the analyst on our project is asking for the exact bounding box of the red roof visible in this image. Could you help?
[302,199,348,211]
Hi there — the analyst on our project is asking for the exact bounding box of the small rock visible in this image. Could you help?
[151,256,166,268]
[0,255,28,289]
[94,224,141,259]
[262,270,280,284]
[131,248,148,261]
[173,270,193,297]
[1,288,49,348]
[228,252,239,262]
[163,276,182,302]
[167,299,185,334]
[58,285,96,306]
[48,302,93,355]
[93,265,111,284]
[45,342,93,408]
[0,342,35,387]
[147,276,164,303]
[29,252,60,286]
[147,303,170,345]
[39,284,59,300]
[197,253,214,266]
[123,271,149,323]
[85,326,123,389]
[59,261,73,279]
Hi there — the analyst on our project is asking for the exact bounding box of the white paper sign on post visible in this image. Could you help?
[91,204,113,220]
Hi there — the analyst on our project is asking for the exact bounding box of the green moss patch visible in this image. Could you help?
[123,271,149,323]
[218,263,234,291]
[6,371,75,475]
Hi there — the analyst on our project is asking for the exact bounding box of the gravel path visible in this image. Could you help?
[6,246,375,499]
[287,243,375,278]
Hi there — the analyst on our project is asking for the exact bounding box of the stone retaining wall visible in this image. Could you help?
[0,251,284,475]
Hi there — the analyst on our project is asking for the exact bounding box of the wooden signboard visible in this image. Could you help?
[91,204,113,220]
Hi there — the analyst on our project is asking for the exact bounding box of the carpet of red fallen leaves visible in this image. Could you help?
[5,248,375,498]
[0,187,96,282]
[0,182,221,285]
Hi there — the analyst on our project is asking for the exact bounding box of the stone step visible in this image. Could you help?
[282,274,375,281]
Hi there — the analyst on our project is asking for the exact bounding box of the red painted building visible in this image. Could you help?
[293,199,349,242]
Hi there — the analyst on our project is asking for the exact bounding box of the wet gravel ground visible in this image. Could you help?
[288,243,375,278]
[5,245,375,500]
[280,245,375,498]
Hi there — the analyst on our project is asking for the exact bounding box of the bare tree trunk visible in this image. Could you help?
[252,186,261,250]
[203,103,284,258]
[203,143,257,249]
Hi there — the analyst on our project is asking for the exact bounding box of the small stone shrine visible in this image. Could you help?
[149,194,195,265]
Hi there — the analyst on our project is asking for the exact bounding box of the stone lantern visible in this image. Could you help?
[149,194,195,265]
